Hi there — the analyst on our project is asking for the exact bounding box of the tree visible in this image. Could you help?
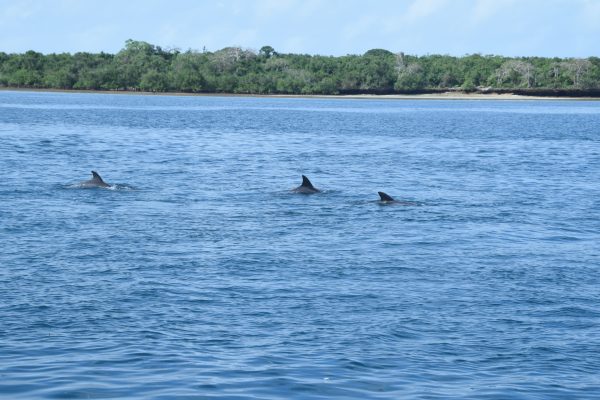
[395,63,424,90]
[169,51,207,92]
[114,39,174,89]
[495,60,535,88]
[259,46,275,58]
[359,49,396,91]
[209,47,255,74]
[1,40,600,94]
[561,59,593,88]
[140,69,168,91]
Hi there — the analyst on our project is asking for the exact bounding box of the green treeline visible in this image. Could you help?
[1,39,600,95]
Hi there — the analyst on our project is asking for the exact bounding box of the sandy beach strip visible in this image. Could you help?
[1,87,599,101]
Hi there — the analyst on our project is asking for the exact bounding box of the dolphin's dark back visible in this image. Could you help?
[301,175,315,189]
[80,170,110,188]
[378,191,395,202]
[292,175,320,193]
[91,171,107,185]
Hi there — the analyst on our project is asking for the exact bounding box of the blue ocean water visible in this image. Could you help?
[1,90,599,399]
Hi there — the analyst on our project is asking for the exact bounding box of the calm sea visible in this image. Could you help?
[1,90,599,399]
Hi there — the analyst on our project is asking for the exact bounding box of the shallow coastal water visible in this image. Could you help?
[1,90,599,399]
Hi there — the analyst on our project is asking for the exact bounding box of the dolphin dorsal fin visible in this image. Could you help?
[301,175,315,189]
[91,170,105,183]
[378,191,395,202]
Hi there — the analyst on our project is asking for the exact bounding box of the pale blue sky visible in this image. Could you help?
[1,0,599,57]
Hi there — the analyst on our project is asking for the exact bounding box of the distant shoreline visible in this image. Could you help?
[2,87,599,101]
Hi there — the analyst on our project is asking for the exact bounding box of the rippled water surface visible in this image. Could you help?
[1,90,600,399]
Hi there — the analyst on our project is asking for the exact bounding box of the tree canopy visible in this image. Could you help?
[1,40,599,96]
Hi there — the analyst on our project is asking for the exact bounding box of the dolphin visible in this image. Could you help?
[292,175,320,194]
[79,171,111,188]
[378,191,396,202]
[378,191,418,205]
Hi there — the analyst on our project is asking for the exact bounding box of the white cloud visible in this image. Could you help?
[0,0,41,19]
[230,28,259,48]
[253,0,299,18]
[403,0,449,22]
[581,0,600,30]
[470,0,517,24]
[294,0,324,17]
[73,24,120,53]
[158,23,185,49]
[341,15,378,41]
[282,35,308,54]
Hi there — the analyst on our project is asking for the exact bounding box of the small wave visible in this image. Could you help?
[554,306,600,318]
[108,184,138,191]
[542,235,582,242]
[378,200,422,207]
[63,183,138,190]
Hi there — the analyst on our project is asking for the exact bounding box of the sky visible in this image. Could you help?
[0,0,599,57]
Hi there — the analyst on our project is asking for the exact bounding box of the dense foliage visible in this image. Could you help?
[1,40,599,95]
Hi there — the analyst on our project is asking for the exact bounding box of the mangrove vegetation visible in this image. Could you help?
[1,40,600,96]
